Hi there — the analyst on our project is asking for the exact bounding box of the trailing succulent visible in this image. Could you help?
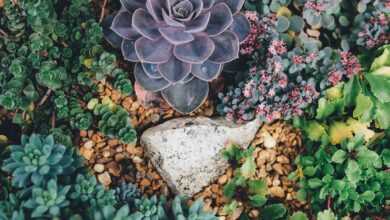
[93,102,137,144]
[218,40,361,122]
[103,0,251,113]
[2,134,80,188]
[291,134,389,216]
[0,0,135,138]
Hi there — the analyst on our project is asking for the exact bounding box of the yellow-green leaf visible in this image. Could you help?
[329,121,353,145]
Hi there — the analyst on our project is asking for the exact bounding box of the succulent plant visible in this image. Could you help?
[350,0,389,49]
[302,0,342,30]
[23,179,70,218]
[114,182,141,207]
[93,103,137,144]
[69,174,117,209]
[218,41,361,122]
[112,69,134,95]
[2,134,78,188]
[103,0,251,113]
[130,196,168,220]
[171,196,218,220]
[92,205,132,220]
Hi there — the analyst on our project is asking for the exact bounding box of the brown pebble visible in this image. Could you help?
[83,140,95,149]
[93,164,105,173]
[270,186,285,198]
[97,172,112,186]
[96,142,106,149]
[273,163,285,175]
[140,178,151,187]
[218,175,228,185]
[106,161,121,177]
[211,184,219,193]
[80,147,94,160]
[92,134,103,143]
[108,139,119,147]
[103,151,111,158]
[276,155,290,164]
[115,153,126,161]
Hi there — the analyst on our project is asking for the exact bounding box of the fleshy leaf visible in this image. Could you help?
[102,15,123,49]
[365,67,390,103]
[111,10,140,40]
[376,102,390,129]
[135,37,173,64]
[132,8,161,40]
[181,74,194,83]
[241,156,256,178]
[158,56,191,82]
[185,12,211,33]
[209,31,239,64]
[216,0,245,14]
[121,39,139,62]
[192,61,222,81]
[329,121,353,145]
[229,13,250,42]
[142,63,163,78]
[146,0,166,21]
[304,121,326,141]
[174,34,215,64]
[203,0,215,10]
[120,0,145,12]
[161,78,209,113]
[205,3,233,36]
[134,64,170,92]
[159,27,194,45]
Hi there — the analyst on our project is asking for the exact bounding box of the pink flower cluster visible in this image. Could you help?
[328,52,361,86]
[240,11,265,55]
[328,70,343,86]
[357,13,389,48]
[304,1,326,13]
[268,40,287,56]
[340,51,361,77]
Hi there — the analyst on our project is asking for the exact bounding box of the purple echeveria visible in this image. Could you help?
[103,0,250,113]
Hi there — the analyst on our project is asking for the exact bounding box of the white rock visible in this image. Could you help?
[141,117,261,196]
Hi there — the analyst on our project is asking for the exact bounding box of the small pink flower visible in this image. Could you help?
[268,40,287,55]
[305,1,325,13]
[278,78,288,89]
[292,55,304,64]
[340,51,361,77]
[328,70,342,86]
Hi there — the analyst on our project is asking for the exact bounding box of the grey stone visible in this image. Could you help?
[141,117,261,196]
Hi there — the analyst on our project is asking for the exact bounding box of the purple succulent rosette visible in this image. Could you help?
[103,0,250,113]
